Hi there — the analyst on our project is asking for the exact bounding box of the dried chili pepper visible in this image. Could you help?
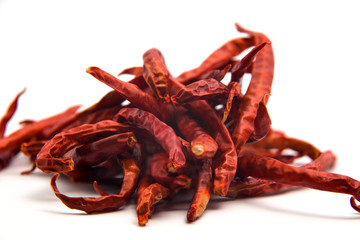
[36,120,132,174]
[136,175,173,226]
[114,107,186,173]
[0,105,80,170]
[50,157,140,213]
[171,79,229,105]
[0,88,25,138]
[236,152,360,207]
[149,151,191,189]
[86,66,162,118]
[187,158,212,222]
[231,25,274,154]
[142,48,171,102]
[1,23,360,227]
[175,37,253,84]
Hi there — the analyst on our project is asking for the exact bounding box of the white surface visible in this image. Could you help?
[1,0,360,239]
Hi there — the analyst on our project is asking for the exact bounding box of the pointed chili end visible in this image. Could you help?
[136,203,150,226]
[85,66,96,74]
[350,196,360,213]
[93,181,109,196]
[213,178,229,197]
[187,191,210,222]
[213,186,227,197]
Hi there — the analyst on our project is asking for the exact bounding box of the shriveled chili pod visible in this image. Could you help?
[118,66,143,78]
[114,107,186,173]
[0,88,25,138]
[226,153,335,198]
[175,110,218,159]
[221,81,242,123]
[50,157,140,213]
[176,37,253,84]
[171,79,229,105]
[235,151,360,212]
[230,41,268,83]
[142,48,171,102]
[64,132,136,166]
[0,105,80,170]
[169,78,237,196]
[36,120,132,174]
[86,66,162,118]
[230,24,274,154]
[187,158,212,222]
[136,181,173,226]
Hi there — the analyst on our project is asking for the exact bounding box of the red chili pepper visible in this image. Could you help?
[142,48,171,102]
[36,120,132,174]
[187,158,212,222]
[1,24,360,227]
[50,157,140,213]
[0,105,80,170]
[176,36,253,84]
[149,151,191,189]
[175,109,218,159]
[231,25,274,154]
[0,88,25,138]
[171,79,229,105]
[86,66,162,118]
[114,107,186,173]
[227,151,335,198]
[136,177,173,226]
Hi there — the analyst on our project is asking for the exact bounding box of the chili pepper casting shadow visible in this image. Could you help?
[1,23,360,226]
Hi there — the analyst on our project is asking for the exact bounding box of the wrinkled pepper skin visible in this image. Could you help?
[1,23,359,227]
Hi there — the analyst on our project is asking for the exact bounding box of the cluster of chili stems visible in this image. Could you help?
[1,24,360,226]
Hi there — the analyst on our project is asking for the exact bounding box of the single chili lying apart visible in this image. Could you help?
[1,23,360,226]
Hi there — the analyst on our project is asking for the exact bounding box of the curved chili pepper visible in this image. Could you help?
[36,120,132,174]
[0,105,80,170]
[0,88,25,138]
[2,23,359,227]
[114,107,186,173]
[188,100,237,196]
[236,151,360,213]
[227,152,335,198]
[247,99,272,142]
[231,24,274,155]
[176,37,253,84]
[136,181,173,226]
[222,81,242,123]
[175,110,218,159]
[50,157,140,213]
[248,129,321,160]
[171,79,229,105]
[187,158,212,222]
[169,78,237,196]
[230,42,268,84]
[118,66,143,78]
[86,66,162,118]
[64,132,136,166]
[142,48,171,102]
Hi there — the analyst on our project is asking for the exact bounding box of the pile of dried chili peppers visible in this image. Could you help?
[1,23,360,226]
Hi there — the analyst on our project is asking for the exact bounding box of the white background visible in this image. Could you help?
[1,0,360,239]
